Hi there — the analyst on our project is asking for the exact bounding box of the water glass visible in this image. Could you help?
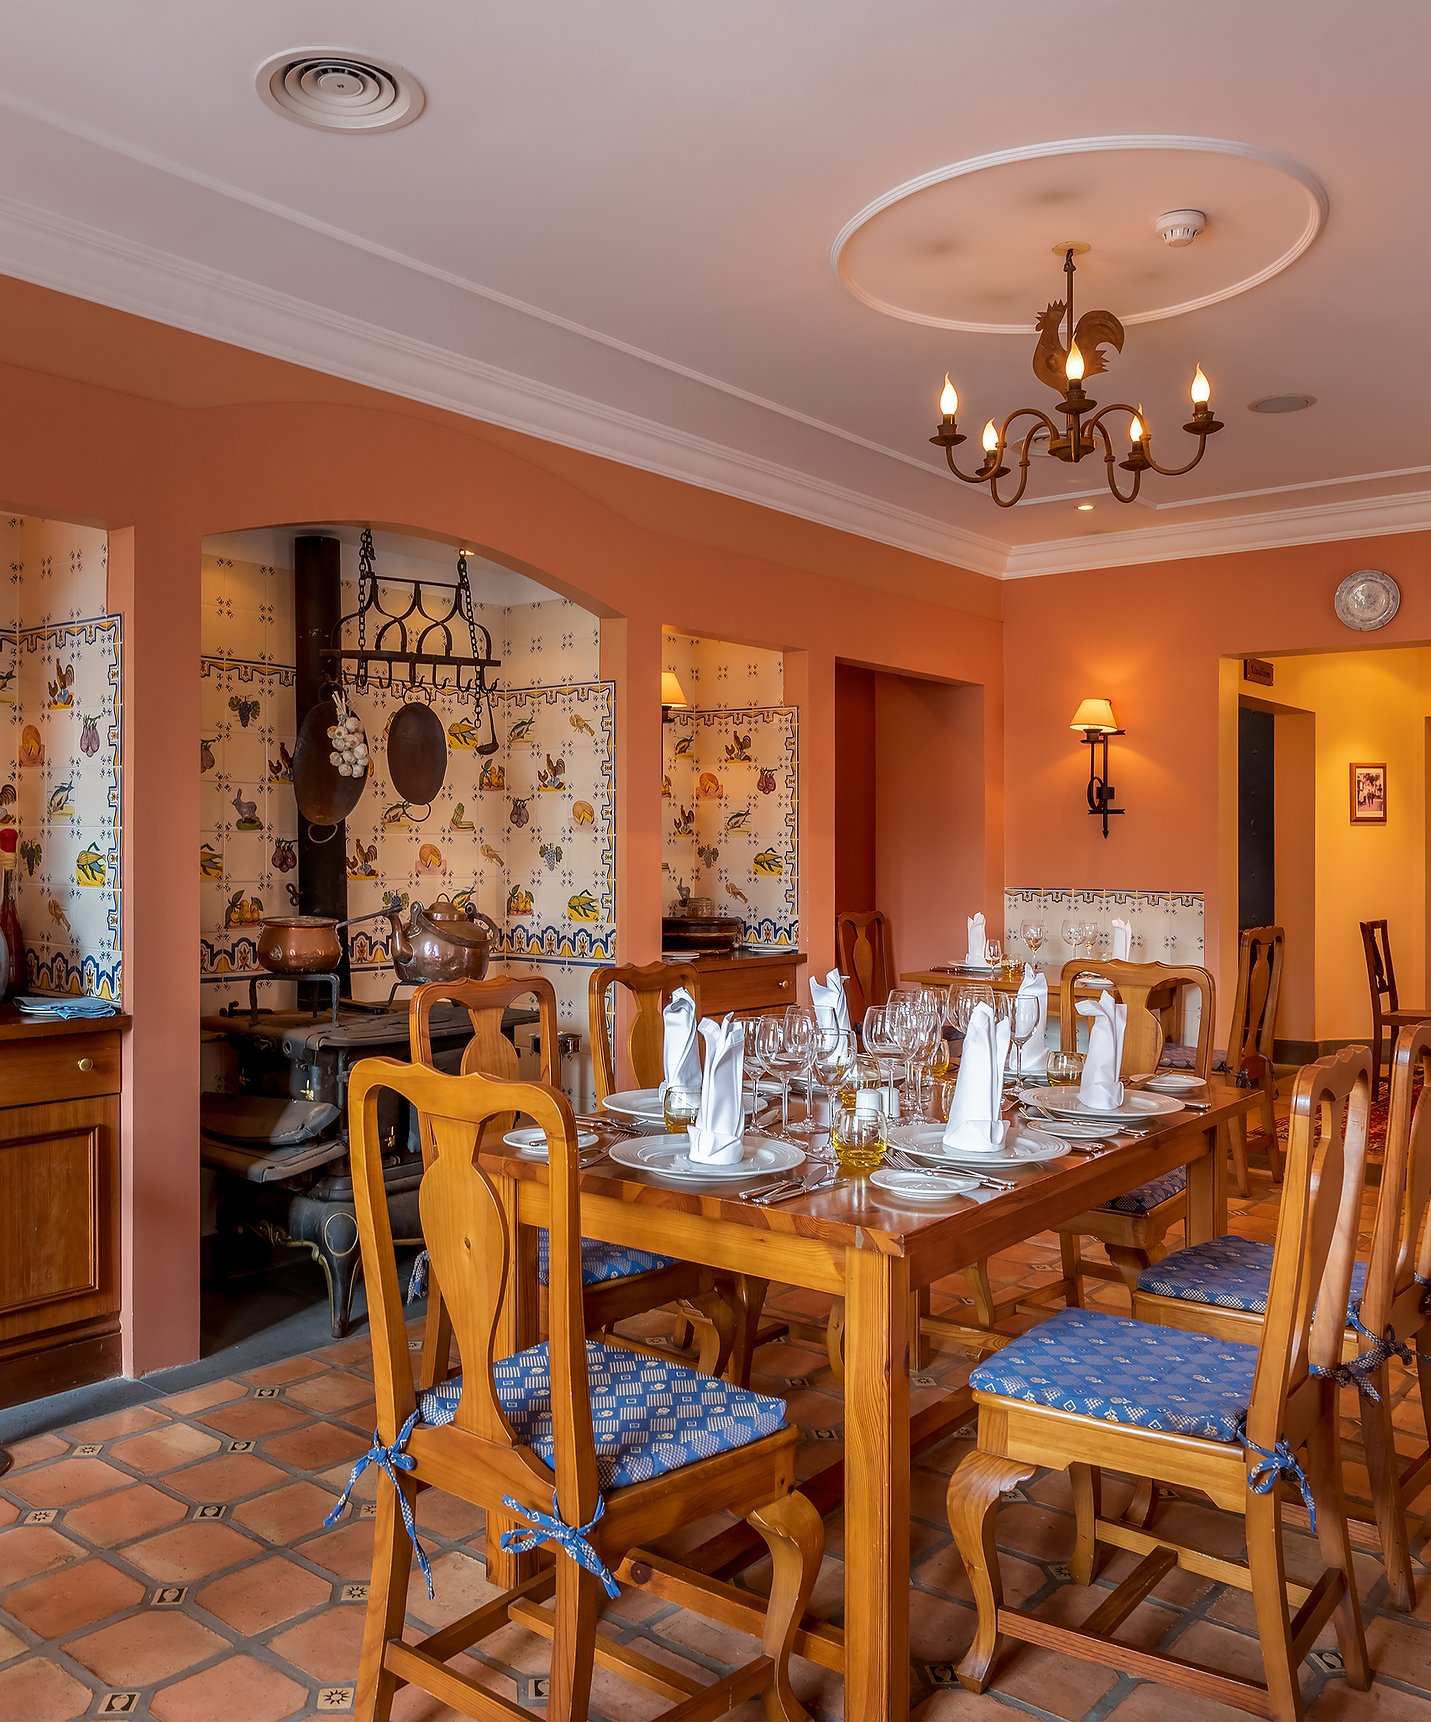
[862,1005,904,1117]
[985,938,1002,971]
[782,1005,820,1134]
[927,1077,956,1124]
[1020,916,1046,965]
[812,1027,856,1120]
[833,1105,886,1172]
[662,1084,701,1134]
[1046,1049,1084,1088]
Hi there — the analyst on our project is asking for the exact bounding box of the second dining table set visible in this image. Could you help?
[332,945,1429,1722]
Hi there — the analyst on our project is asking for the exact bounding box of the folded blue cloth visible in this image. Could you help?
[15,995,117,1019]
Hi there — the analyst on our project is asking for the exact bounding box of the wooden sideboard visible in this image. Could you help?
[661,949,807,1019]
[0,1011,129,1409]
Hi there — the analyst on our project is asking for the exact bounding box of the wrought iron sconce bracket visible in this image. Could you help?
[1081,726,1126,838]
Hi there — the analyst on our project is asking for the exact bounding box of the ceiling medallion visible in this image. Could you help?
[929,246,1222,508]
[1334,571,1400,632]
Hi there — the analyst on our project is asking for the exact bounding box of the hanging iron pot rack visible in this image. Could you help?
[320,528,501,753]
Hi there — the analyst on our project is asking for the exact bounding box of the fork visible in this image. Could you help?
[884,1147,1016,1192]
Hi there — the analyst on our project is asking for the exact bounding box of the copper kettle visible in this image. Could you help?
[384,895,501,984]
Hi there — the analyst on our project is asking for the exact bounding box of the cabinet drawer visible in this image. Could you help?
[697,962,800,1016]
[0,1032,121,1106]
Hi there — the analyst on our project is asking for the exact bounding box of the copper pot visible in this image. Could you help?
[256,916,344,974]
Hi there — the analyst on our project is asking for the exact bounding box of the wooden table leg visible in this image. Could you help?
[844,1244,911,1720]
[727,1275,769,1389]
[1184,1120,1228,1246]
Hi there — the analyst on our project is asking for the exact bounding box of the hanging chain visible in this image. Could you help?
[357,527,376,656]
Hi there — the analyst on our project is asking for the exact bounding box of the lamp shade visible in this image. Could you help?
[661,671,689,709]
[1070,698,1119,733]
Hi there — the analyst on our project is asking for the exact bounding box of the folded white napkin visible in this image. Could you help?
[687,1014,747,1164]
[1010,964,1048,1075]
[965,912,989,967]
[1111,918,1133,961]
[1077,990,1127,1109]
[658,986,702,1098]
[809,967,851,1036]
[943,1001,1010,1153]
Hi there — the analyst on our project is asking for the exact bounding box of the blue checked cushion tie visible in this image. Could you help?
[420,1339,787,1492]
[1158,1044,1229,1072]
[406,1234,679,1304]
[1099,1167,1186,1215]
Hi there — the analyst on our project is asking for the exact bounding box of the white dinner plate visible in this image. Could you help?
[504,1127,599,1158]
[888,1124,1071,1170]
[869,1167,979,1202]
[1019,1087,1185,1122]
[606,1133,804,1183]
[601,1088,759,1131]
[1130,1072,1205,1092]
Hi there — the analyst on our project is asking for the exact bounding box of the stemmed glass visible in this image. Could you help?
[985,938,1002,972]
[811,1027,856,1156]
[1020,916,1046,969]
[752,1015,804,1134]
[782,1005,819,1135]
[1008,992,1041,1078]
[888,990,936,1119]
[861,1005,903,1119]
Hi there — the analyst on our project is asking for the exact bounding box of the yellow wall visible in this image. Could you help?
[1262,646,1431,1041]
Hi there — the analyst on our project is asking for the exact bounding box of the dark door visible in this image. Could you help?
[1239,706,1275,930]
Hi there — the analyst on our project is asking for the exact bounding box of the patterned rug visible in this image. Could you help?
[1272,1072,1419,1154]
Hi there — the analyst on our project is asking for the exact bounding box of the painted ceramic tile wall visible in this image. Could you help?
[663,632,784,709]
[0,516,121,999]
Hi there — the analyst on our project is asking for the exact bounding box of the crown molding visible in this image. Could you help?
[1002,487,1431,579]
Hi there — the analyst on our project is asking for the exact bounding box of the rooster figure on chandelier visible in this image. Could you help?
[930,245,1222,506]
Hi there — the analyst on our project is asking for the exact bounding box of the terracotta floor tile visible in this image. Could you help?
[63,1403,170,1443]
[295,1518,375,1580]
[5,1556,145,1637]
[414,1491,485,1539]
[1366,1617,1431,1689]
[318,1458,379,1501]
[270,1600,366,1680]
[160,1379,248,1415]
[318,1338,374,1367]
[387,1651,509,1720]
[122,1520,264,1583]
[1109,1684,1276,1722]
[109,1423,222,1474]
[0,1497,18,1528]
[262,1420,368,1472]
[0,1524,87,1586]
[64,1481,189,1547]
[196,1553,333,1636]
[231,1479,338,1545]
[405,1550,501,1630]
[337,1398,380,1431]
[0,1621,25,1661]
[6,1456,134,1507]
[150,1652,308,1722]
[284,1371,372,1414]
[1310,1681,1431,1718]
[196,1399,308,1439]
[68,1609,229,1685]
[0,1655,93,1721]
[0,1433,69,1472]
[999,1641,1121,1720]
[242,1356,331,1387]
[167,1451,288,1502]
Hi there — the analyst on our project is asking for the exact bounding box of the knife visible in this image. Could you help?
[750,1172,836,1207]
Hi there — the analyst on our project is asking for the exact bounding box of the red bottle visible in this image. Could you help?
[0,830,23,1001]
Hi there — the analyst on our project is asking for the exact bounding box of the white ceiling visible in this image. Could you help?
[1,1,1428,579]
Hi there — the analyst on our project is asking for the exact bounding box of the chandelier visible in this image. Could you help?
[929,246,1223,507]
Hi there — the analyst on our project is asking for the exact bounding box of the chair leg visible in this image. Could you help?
[1304,1407,1372,1691]
[1361,1363,1415,1611]
[964,1259,998,1328]
[681,1287,737,1380]
[728,1275,770,1388]
[947,1450,1038,1693]
[1069,1463,1102,1585]
[547,1557,602,1722]
[747,1489,825,1722]
[355,1476,414,1722]
[1105,1245,1153,1307]
[825,1296,845,1386]
[1260,1074,1284,1183]
[1123,1476,1160,1532]
[1243,1487,1305,1722]
[912,1286,933,1370]
[1058,1233,1086,1310]
[1225,1114,1251,1198]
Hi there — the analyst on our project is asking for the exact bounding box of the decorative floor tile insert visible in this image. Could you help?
[2,1163,1430,1720]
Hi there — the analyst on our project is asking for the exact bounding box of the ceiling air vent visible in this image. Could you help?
[256,51,424,133]
[1248,395,1316,414]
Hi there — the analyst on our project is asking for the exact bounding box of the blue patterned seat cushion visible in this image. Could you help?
[970,1307,1257,1441]
[1159,1043,1229,1072]
[1137,1235,1367,1317]
[419,1340,786,1490]
[1099,1167,1186,1214]
[536,1229,678,1288]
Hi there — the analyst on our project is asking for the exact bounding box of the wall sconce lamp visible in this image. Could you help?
[1070,697,1125,837]
[661,671,689,724]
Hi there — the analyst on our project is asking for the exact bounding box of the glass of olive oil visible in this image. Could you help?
[662,1084,701,1135]
[833,1103,887,1173]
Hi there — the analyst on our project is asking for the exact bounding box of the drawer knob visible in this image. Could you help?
[77,1058,94,1072]
[777,979,790,989]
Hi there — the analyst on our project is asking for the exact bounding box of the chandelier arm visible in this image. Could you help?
[1142,435,1212,479]
[942,445,1000,485]
[986,418,1055,508]
[1092,420,1142,504]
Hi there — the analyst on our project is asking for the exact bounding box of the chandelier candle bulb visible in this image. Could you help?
[1064,340,1085,382]
[1128,414,1144,444]
[1191,364,1211,405]
[940,375,958,420]
[982,420,999,452]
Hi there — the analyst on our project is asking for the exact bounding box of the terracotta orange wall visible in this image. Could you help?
[834,664,876,914]
[0,314,1004,1376]
[1002,531,1431,1047]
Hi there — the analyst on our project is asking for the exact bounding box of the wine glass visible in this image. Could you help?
[811,1027,855,1155]
[1008,993,1041,1078]
[782,1005,819,1135]
[862,1005,903,1117]
[1020,916,1046,969]
[985,938,1002,972]
[1061,916,1082,963]
[662,1084,701,1134]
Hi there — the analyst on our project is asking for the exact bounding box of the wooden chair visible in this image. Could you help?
[834,910,893,1022]
[412,979,734,1387]
[343,1056,823,1722]
[1360,920,1431,1100]
[1135,1022,1431,1611]
[1223,926,1288,1191]
[588,960,700,1105]
[945,1047,1373,1719]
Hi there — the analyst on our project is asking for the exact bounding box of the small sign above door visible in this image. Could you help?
[1243,657,1274,687]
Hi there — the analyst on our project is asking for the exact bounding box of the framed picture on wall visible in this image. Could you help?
[1350,762,1387,825]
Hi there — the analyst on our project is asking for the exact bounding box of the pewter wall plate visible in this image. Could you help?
[1334,570,1400,631]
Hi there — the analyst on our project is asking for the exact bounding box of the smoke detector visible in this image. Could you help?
[256,51,424,132]
[1249,394,1316,414]
[1154,209,1207,248]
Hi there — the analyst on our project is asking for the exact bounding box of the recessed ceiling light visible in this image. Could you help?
[1077,502,1095,511]
[1248,394,1316,414]
[256,50,424,132]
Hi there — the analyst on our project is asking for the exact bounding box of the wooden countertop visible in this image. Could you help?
[0,1006,129,1042]
[659,949,807,972]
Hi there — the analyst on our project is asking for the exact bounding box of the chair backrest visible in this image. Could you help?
[1226,926,1285,1080]
[1057,959,1216,1078]
[1246,1047,1370,1454]
[587,961,700,1102]
[835,910,893,1019]
[347,1056,597,1526]
[1361,920,1399,1016]
[1361,1023,1431,1336]
[410,976,560,1156]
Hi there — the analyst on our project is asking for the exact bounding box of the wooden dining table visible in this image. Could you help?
[477,1081,1261,1720]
